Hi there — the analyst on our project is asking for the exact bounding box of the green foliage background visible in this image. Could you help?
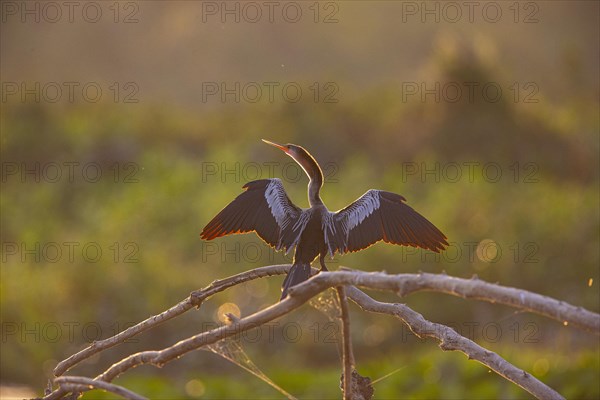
[1,1,599,398]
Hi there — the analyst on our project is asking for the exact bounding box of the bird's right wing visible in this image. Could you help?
[200,179,303,253]
[324,189,448,255]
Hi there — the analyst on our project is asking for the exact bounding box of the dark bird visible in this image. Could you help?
[201,140,448,299]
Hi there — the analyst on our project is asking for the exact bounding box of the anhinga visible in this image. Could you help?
[201,140,448,299]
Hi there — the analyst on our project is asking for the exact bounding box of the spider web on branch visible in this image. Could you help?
[205,337,297,400]
[309,288,344,358]
[309,288,342,322]
[309,287,406,389]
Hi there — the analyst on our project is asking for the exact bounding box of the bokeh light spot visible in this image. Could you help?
[216,302,241,324]
[185,379,206,397]
[476,239,499,263]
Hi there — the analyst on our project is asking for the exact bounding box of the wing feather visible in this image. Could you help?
[200,179,302,252]
[328,189,448,254]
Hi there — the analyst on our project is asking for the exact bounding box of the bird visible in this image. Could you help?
[201,139,448,299]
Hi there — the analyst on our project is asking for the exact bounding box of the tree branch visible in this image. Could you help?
[43,266,599,400]
[90,271,577,398]
[345,287,565,400]
[318,270,600,333]
[94,274,333,383]
[53,265,292,377]
[336,286,355,399]
[53,376,147,400]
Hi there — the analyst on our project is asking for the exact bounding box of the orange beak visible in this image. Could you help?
[262,139,289,154]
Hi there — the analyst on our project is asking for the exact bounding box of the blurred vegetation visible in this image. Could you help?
[1,2,599,398]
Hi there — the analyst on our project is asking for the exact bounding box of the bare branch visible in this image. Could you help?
[54,376,147,400]
[43,266,598,400]
[318,270,600,333]
[53,265,292,377]
[93,271,576,396]
[189,264,292,307]
[95,275,330,382]
[345,287,565,400]
[336,286,355,400]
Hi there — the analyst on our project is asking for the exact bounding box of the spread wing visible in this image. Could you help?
[324,189,448,255]
[200,179,302,253]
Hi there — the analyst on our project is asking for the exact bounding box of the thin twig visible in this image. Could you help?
[336,286,354,400]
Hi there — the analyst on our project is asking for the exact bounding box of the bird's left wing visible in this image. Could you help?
[324,189,448,255]
[201,179,302,253]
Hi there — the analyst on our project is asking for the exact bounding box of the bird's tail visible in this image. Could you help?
[281,263,311,300]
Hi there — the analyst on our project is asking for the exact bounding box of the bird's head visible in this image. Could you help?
[262,139,312,165]
[261,139,323,182]
[261,139,303,159]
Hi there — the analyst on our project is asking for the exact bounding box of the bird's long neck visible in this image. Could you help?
[307,166,324,207]
[293,149,324,207]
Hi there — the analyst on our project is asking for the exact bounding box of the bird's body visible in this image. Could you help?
[282,203,330,294]
[292,204,328,266]
[201,140,448,299]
